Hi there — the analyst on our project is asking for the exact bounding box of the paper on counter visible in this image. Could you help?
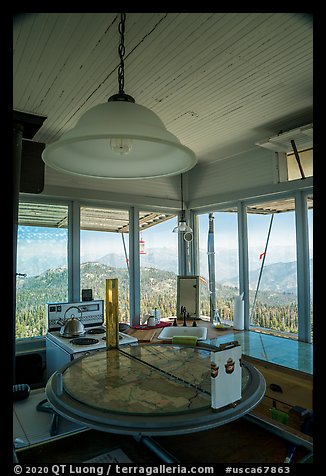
[233,294,244,330]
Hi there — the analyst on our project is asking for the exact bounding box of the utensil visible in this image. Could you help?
[58,306,85,338]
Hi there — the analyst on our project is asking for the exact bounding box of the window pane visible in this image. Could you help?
[287,148,313,180]
[139,214,178,319]
[16,203,69,338]
[198,211,239,323]
[247,198,298,338]
[80,207,130,322]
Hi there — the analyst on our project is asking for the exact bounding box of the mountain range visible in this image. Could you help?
[17,246,312,296]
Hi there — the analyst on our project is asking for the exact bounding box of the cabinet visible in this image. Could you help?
[177,275,200,319]
[243,356,313,437]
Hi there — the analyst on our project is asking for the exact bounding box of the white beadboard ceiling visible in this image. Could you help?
[13,12,313,198]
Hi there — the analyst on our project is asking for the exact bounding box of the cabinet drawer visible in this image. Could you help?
[244,357,312,410]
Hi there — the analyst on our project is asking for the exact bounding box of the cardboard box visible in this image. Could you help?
[211,341,242,410]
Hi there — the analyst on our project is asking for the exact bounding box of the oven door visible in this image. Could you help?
[72,348,102,361]
[46,338,72,379]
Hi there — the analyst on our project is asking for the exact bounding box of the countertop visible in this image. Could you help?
[126,319,313,374]
[127,317,240,342]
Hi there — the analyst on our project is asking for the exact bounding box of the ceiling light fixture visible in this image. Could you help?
[42,13,197,179]
[173,174,192,233]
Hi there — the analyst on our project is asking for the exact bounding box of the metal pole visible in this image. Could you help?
[207,213,216,323]
[291,140,306,179]
[238,202,249,329]
[129,207,140,326]
[68,201,80,302]
[134,435,180,463]
[121,232,129,272]
[13,123,24,383]
[295,191,311,342]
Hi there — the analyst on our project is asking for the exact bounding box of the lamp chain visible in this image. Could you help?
[118,13,126,94]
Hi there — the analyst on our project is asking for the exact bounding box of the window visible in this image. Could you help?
[287,148,313,181]
[198,210,239,323]
[80,207,130,322]
[16,202,69,338]
[256,125,313,183]
[139,213,178,319]
[247,198,298,337]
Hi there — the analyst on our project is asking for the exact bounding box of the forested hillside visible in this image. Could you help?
[15,262,303,338]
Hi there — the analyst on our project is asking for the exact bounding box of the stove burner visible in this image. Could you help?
[87,327,105,335]
[70,337,99,346]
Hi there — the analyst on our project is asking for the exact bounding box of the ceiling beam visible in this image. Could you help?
[13,110,47,140]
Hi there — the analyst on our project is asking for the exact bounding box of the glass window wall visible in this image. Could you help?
[16,202,69,338]
[80,207,130,322]
[198,210,239,323]
[139,213,178,319]
[247,198,298,337]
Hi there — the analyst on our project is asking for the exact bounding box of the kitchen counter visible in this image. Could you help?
[127,317,239,342]
[128,319,312,375]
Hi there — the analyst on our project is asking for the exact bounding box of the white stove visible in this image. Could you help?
[45,300,138,378]
[47,327,137,354]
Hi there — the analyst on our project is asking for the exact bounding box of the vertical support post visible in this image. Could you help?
[238,202,249,329]
[190,210,198,276]
[184,209,194,275]
[295,192,311,343]
[13,122,24,383]
[207,213,216,323]
[105,278,119,349]
[178,211,186,276]
[68,201,80,302]
[129,207,140,325]
[178,173,193,276]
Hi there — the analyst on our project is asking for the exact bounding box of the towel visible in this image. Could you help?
[270,408,289,425]
[172,335,198,346]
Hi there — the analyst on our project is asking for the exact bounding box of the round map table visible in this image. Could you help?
[46,344,265,436]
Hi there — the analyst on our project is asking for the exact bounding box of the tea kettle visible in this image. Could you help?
[58,306,85,338]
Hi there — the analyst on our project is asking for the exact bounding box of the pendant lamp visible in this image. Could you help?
[172,174,193,233]
[42,13,197,179]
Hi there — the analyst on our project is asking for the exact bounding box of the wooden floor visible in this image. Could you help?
[154,418,310,464]
[17,417,310,464]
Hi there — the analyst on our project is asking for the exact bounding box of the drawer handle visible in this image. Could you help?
[270,383,283,393]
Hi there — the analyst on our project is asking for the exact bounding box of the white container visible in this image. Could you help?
[151,308,161,324]
[211,341,242,410]
[233,294,244,330]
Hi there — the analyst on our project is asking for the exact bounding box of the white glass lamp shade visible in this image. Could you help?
[42,101,197,179]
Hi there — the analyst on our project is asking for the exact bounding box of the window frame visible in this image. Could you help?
[196,187,313,342]
[16,184,312,344]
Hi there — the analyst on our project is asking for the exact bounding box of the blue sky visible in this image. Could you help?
[18,209,313,269]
